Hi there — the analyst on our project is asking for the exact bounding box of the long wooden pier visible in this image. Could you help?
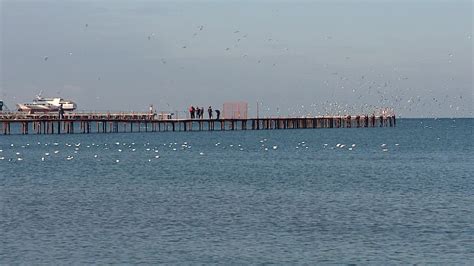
[0,112,395,135]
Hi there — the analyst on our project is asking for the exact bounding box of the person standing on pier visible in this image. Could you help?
[215,109,220,120]
[58,104,64,119]
[189,106,195,119]
[208,106,213,119]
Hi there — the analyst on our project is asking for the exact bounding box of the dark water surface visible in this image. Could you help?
[1,119,473,263]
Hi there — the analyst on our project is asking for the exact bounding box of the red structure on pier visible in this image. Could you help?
[222,102,248,119]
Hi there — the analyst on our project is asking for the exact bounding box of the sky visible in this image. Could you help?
[1,0,472,118]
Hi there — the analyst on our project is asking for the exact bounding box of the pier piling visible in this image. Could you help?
[0,112,396,135]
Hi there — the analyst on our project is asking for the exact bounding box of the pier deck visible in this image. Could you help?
[0,112,396,135]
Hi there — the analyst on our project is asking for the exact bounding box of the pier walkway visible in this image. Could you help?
[0,112,396,135]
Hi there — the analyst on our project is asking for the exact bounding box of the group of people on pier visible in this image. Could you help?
[189,106,220,120]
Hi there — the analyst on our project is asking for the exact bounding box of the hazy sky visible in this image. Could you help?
[1,0,472,117]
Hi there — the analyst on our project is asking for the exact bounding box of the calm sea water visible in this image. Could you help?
[1,118,473,263]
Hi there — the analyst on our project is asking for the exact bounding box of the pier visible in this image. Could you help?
[0,112,396,135]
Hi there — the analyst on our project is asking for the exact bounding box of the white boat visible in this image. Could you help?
[17,95,77,112]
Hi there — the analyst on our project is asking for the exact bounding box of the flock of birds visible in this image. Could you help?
[28,19,470,118]
[0,138,401,163]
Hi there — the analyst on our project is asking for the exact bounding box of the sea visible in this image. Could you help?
[1,118,473,264]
